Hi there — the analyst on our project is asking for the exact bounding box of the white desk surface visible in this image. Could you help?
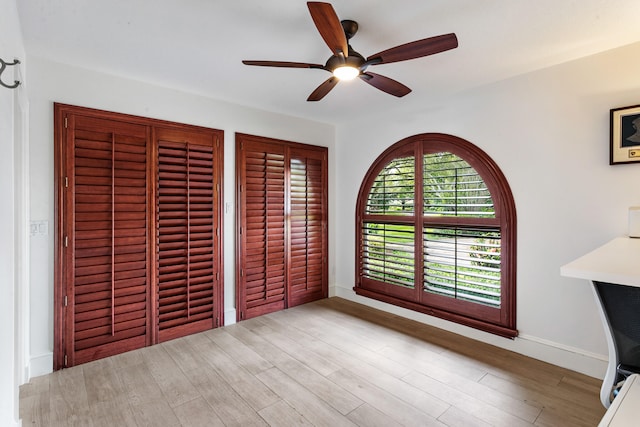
[598,374,640,426]
[560,237,640,288]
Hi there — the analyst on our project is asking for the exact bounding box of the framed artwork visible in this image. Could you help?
[610,104,640,165]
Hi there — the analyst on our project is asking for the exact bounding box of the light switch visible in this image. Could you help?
[38,221,48,235]
[30,220,49,236]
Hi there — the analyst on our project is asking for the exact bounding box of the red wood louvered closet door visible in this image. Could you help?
[55,104,224,369]
[64,114,151,367]
[236,134,327,321]
[237,139,287,319]
[154,128,222,342]
[289,147,327,306]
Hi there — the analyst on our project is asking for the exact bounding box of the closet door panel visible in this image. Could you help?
[288,148,327,306]
[155,128,222,342]
[237,139,286,320]
[68,115,150,366]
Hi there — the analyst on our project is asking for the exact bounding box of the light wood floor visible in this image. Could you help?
[20,297,606,426]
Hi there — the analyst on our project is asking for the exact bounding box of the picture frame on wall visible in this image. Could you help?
[610,104,640,165]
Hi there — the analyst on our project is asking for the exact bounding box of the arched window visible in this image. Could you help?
[355,133,517,337]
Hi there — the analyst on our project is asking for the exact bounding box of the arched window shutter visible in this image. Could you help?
[356,133,517,338]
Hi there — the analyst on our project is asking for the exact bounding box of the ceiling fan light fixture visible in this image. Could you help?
[333,65,359,81]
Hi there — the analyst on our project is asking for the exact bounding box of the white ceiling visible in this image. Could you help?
[16,0,640,125]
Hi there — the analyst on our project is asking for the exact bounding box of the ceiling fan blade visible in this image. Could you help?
[307,2,348,57]
[242,60,325,69]
[360,72,411,97]
[366,33,458,65]
[307,76,339,101]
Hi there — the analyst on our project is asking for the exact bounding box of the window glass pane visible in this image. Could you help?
[424,153,495,217]
[423,227,501,307]
[362,222,415,289]
[366,156,415,215]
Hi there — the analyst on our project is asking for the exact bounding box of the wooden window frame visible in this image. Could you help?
[355,133,517,338]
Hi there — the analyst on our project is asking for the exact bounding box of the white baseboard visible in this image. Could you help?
[224,308,237,326]
[29,352,53,379]
[333,285,608,379]
[2,414,20,427]
[516,332,607,379]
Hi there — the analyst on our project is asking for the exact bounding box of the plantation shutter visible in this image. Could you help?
[56,104,225,369]
[236,134,328,321]
[69,115,150,366]
[421,152,501,309]
[288,148,327,306]
[361,223,415,289]
[423,153,494,217]
[366,156,415,215]
[355,133,517,337]
[155,128,221,342]
[360,155,417,298]
[423,227,501,307]
[238,139,287,319]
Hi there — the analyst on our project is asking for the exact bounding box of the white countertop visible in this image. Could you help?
[561,237,640,287]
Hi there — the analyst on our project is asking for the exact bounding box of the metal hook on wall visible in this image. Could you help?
[0,58,21,89]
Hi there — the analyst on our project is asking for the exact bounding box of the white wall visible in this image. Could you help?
[0,0,26,425]
[334,42,640,378]
[25,56,336,377]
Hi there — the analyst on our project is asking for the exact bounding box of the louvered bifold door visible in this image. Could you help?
[237,139,286,320]
[66,115,150,367]
[155,128,222,342]
[288,147,328,307]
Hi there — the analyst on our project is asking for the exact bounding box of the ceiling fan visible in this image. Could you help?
[242,2,458,101]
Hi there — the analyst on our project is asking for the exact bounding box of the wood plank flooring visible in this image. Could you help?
[20,297,606,426]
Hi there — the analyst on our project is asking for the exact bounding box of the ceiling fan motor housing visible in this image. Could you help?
[325,48,365,72]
